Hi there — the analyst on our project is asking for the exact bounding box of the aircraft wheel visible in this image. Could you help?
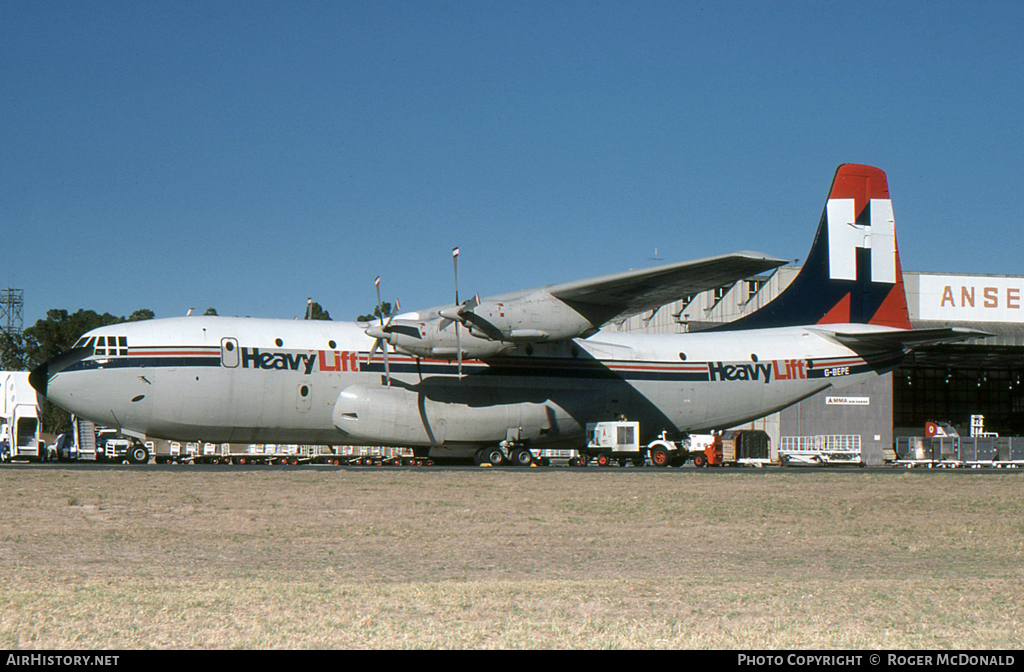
[128,444,149,465]
[510,447,533,467]
[482,447,504,466]
[650,446,671,467]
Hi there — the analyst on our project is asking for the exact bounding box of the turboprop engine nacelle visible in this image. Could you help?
[438,291,599,343]
[364,291,600,361]
[365,318,515,360]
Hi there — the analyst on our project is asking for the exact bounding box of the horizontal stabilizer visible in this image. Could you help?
[819,327,991,353]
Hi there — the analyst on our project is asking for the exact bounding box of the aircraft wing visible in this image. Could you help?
[824,327,992,353]
[543,251,788,325]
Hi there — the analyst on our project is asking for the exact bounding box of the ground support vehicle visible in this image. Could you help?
[0,371,44,462]
[684,434,721,468]
[681,430,772,467]
[535,448,575,466]
[52,417,151,463]
[894,430,1024,469]
[154,441,200,464]
[573,422,771,469]
[779,435,862,466]
[579,421,685,468]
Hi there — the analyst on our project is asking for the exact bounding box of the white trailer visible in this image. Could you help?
[779,435,863,466]
[580,421,687,467]
[0,371,44,462]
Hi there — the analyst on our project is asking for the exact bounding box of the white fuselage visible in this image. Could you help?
[42,316,896,454]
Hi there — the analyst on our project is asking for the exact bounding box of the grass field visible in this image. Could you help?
[0,465,1021,649]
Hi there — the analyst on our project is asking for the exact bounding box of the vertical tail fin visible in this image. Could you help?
[723,164,911,330]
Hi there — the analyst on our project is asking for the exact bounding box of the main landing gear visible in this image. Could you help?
[473,444,534,467]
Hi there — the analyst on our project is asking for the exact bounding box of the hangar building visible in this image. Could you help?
[612,266,1024,465]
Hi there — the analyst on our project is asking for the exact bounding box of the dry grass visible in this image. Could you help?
[0,466,1022,648]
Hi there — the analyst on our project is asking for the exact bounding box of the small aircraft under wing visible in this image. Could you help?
[31,164,989,465]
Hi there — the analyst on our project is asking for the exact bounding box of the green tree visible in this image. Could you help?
[0,330,29,371]
[22,309,123,366]
[357,302,392,322]
[306,301,331,321]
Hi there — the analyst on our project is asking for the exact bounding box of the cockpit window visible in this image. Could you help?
[90,335,128,357]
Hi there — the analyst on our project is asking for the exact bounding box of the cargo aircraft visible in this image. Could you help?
[31,165,984,465]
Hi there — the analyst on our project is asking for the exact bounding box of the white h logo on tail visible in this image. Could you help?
[826,198,896,283]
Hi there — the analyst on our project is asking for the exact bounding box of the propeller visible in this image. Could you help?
[453,247,463,377]
[366,276,396,386]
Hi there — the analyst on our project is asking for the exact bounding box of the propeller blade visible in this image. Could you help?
[374,276,384,325]
[383,300,399,387]
[452,247,460,305]
[452,246,463,378]
[369,275,392,385]
[456,315,463,378]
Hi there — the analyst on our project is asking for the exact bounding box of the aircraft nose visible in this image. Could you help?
[28,361,48,397]
[29,346,92,398]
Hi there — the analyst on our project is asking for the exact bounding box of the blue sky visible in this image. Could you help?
[3,1,1023,326]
